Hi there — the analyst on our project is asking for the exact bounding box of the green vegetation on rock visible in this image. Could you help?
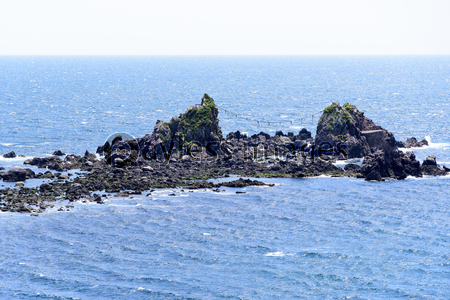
[181,93,216,135]
[323,105,336,115]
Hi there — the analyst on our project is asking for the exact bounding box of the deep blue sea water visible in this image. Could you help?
[1,56,450,299]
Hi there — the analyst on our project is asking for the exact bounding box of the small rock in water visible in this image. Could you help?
[52,150,66,156]
[3,151,16,158]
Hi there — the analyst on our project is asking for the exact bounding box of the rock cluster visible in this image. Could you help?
[396,137,429,148]
[1,96,449,214]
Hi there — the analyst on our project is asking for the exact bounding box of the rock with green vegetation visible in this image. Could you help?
[143,93,223,146]
[180,94,222,144]
[315,102,397,158]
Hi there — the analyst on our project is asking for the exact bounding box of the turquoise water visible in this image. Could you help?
[1,56,450,299]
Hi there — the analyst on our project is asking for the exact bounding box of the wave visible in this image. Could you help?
[0,155,34,162]
[424,136,450,149]
[265,251,286,257]
[399,136,450,151]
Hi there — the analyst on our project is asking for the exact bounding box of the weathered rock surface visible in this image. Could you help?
[360,150,422,181]
[315,102,397,159]
[421,155,447,176]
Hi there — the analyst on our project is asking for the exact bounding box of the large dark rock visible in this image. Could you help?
[24,156,63,169]
[397,137,428,148]
[220,178,270,188]
[40,183,53,191]
[360,150,422,180]
[2,168,35,182]
[52,150,66,156]
[66,183,89,199]
[365,169,382,181]
[344,163,361,173]
[315,102,397,159]
[421,155,447,176]
[298,128,312,140]
[3,151,16,158]
[422,155,437,166]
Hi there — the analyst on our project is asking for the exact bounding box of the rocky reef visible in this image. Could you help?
[135,93,221,148]
[1,96,448,214]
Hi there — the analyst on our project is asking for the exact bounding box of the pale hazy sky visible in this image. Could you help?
[0,0,449,55]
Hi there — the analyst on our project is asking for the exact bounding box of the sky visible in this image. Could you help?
[0,0,449,55]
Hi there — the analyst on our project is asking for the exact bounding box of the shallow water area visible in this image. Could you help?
[1,176,450,299]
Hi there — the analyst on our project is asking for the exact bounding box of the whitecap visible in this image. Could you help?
[265,251,285,257]
[0,155,34,162]
[424,136,450,149]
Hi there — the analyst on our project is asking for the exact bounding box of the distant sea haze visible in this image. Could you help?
[1,56,450,299]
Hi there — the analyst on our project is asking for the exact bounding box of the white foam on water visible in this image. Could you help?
[265,251,285,257]
[425,136,450,149]
[0,155,34,162]
[333,157,364,167]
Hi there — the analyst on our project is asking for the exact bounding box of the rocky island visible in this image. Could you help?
[0,94,448,214]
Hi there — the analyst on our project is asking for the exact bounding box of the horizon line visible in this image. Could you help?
[1,54,450,56]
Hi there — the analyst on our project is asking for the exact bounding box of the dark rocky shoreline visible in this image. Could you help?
[1,95,448,214]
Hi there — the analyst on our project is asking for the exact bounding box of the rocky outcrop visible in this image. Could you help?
[1,168,35,182]
[65,183,90,200]
[360,150,422,181]
[3,151,16,158]
[52,150,66,156]
[421,155,447,176]
[315,102,397,159]
[97,94,223,165]
[397,137,428,148]
[24,156,63,169]
[138,93,222,145]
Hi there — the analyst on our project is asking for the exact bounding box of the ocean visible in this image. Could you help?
[1,56,450,299]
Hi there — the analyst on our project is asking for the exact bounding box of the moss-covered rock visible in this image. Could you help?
[180,94,222,144]
[315,102,397,158]
[139,94,223,154]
